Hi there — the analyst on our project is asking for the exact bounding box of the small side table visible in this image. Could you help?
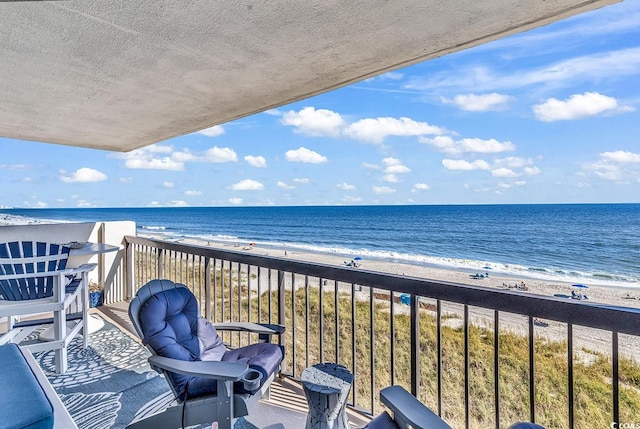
[301,362,354,429]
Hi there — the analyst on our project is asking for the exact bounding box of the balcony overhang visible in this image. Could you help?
[0,0,619,152]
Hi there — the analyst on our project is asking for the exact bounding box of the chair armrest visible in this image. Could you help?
[212,322,285,336]
[148,355,249,381]
[380,386,451,429]
[64,263,98,275]
[212,322,285,344]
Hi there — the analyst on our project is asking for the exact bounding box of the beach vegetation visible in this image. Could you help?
[133,254,640,429]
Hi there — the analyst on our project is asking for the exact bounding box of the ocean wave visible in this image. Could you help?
[183,236,640,288]
[134,229,640,289]
[140,225,167,231]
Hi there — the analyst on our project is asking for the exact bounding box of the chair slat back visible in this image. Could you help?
[0,242,70,301]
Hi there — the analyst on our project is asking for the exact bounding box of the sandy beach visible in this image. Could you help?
[160,235,640,309]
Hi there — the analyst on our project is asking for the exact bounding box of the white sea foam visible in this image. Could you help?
[181,235,639,288]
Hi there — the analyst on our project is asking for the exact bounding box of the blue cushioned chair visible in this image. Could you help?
[360,385,546,429]
[127,279,285,429]
[361,385,452,429]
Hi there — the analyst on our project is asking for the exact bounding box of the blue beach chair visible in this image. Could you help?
[0,241,96,374]
[127,279,285,429]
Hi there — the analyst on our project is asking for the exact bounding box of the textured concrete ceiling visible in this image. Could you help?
[0,0,619,152]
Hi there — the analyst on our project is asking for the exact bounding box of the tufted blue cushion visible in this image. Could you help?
[139,286,283,401]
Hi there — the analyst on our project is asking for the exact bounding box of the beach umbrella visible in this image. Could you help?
[572,283,589,299]
[353,256,362,261]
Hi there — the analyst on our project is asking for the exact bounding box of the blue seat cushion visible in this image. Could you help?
[0,344,54,429]
[139,286,283,401]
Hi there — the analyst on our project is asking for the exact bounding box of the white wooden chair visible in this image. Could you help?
[0,241,96,374]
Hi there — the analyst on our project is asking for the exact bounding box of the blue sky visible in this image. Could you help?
[2,1,639,208]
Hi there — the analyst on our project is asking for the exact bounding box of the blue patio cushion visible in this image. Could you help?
[139,286,283,401]
[0,344,54,429]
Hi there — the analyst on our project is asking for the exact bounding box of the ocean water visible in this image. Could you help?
[1,204,639,288]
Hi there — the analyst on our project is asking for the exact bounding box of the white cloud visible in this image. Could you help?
[196,125,225,137]
[293,178,310,184]
[590,163,622,181]
[601,150,640,163]
[494,157,534,168]
[368,71,404,81]
[492,168,519,178]
[277,181,295,189]
[412,183,431,192]
[245,155,267,168]
[533,92,622,122]
[228,197,243,205]
[337,182,356,190]
[420,136,515,155]
[583,150,640,182]
[169,200,189,207]
[0,164,30,171]
[118,144,184,171]
[229,179,264,191]
[498,181,526,189]
[342,196,363,203]
[442,159,491,171]
[285,147,327,164]
[362,162,381,170]
[344,117,446,144]
[383,174,400,183]
[524,166,541,176]
[172,149,196,162]
[148,201,161,207]
[115,143,237,170]
[119,177,133,184]
[126,157,184,171]
[280,107,345,137]
[382,157,411,174]
[76,200,94,208]
[24,201,48,208]
[60,167,108,183]
[203,147,238,163]
[406,47,640,93]
[163,181,174,188]
[441,93,510,111]
[372,186,396,195]
[185,190,202,196]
